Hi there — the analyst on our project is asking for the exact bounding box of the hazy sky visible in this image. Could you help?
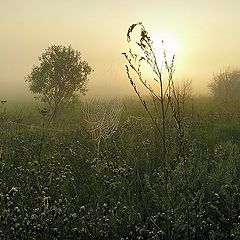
[1,0,240,100]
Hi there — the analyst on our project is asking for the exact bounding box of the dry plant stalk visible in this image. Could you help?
[122,22,177,166]
[123,22,192,240]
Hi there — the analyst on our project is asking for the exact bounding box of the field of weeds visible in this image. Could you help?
[0,98,239,240]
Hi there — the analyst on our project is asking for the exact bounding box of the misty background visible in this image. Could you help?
[1,0,240,101]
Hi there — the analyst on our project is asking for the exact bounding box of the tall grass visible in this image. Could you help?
[0,96,240,239]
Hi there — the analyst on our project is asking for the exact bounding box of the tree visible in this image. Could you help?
[208,67,240,102]
[26,45,93,121]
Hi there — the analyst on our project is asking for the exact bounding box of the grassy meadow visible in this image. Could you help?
[0,97,240,240]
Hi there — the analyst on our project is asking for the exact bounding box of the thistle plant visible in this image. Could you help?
[122,22,180,167]
[123,22,192,239]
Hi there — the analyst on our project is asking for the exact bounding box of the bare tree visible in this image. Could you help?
[209,67,240,103]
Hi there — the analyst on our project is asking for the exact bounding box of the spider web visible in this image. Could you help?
[82,99,123,145]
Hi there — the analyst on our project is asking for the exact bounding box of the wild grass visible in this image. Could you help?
[0,97,239,240]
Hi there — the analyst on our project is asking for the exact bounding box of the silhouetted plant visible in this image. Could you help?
[123,22,193,239]
[123,22,188,168]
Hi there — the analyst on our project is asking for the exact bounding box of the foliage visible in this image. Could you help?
[26,45,93,121]
[0,98,240,239]
[208,67,240,102]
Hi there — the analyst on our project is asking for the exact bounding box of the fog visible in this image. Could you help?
[1,0,240,101]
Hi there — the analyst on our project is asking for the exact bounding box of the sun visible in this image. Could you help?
[150,31,179,64]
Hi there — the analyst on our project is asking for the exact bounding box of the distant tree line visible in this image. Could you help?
[209,67,240,102]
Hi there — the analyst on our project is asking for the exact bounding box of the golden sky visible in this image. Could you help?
[1,0,240,99]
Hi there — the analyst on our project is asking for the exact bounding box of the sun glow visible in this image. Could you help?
[138,30,180,93]
[151,31,179,65]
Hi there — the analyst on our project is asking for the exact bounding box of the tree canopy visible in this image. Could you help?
[26,45,93,119]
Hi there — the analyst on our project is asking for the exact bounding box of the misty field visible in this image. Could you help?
[0,97,239,240]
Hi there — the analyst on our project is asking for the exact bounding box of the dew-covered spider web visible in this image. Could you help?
[82,99,123,152]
